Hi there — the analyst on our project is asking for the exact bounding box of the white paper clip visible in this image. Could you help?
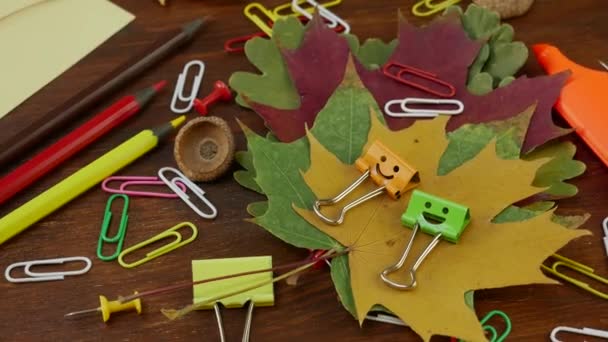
[365,312,408,327]
[291,0,351,33]
[384,97,464,118]
[5,257,92,283]
[170,60,205,114]
[602,217,608,257]
[550,326,608,342]
[158,167,218,219]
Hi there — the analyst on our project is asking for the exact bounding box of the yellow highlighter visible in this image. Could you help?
[0,116,186,246]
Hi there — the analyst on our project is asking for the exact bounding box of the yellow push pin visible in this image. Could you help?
[64,292,142,322]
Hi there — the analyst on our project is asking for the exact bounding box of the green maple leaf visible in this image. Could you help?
[229,17,305,109]
[239,57,381,250]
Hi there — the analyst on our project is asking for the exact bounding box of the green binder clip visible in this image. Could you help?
[381,190,470,290]
[97,194,129,261]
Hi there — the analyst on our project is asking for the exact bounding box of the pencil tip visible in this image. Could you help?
[153,80,167,92]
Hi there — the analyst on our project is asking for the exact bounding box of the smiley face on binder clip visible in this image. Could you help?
[355,141,419,199]
[313,140,419,226]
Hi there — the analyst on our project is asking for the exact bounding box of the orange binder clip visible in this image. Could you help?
[533,44,608,167]
[313,141,419,225]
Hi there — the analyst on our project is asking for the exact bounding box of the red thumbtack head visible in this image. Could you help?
[193,80,232,116]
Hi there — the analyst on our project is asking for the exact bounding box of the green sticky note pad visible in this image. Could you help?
[192,256,274,309]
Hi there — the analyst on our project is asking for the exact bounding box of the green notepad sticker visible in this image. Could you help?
[192,256,274,309]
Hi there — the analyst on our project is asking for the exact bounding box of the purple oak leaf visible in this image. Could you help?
[357,13,571,152]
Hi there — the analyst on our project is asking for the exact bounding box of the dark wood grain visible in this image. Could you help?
[1,0,607,341]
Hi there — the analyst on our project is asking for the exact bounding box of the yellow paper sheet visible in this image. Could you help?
[0,0,134,119]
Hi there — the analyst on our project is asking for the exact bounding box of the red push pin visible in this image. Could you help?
[193,80,232,116]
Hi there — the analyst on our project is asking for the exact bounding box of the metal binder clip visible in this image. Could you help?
[5,256,92,283]
[381,190,470,290]
[602,216,608,257]
[97,194,129,261]
[550,326,608,342]
[291,0,351,33]
[158,167,218,219]
[313,140,419,225]
[383,62,456,98]
[170,60,205,114]
[273,0,342,17]
[384,97,464,118]
[102,176,187,198]
[118,222,198,268]
[213,301,255,342]
[244,2,278,36]
[541,254,608,299]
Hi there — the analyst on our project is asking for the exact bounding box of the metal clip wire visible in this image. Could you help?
[214,300,255,342]
[102,176,187,198]
[5,256,92,283]
[313,170,386,226]
[158,167,218,219]
[384,97,464,118]
[412,0,462,17]
[380,222,442,290]
[170,60,205,114]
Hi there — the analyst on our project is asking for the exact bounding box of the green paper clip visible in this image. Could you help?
[192,256,274,342]
[97,194,129,261]
[457,310,512,342]
[381,190,470,290]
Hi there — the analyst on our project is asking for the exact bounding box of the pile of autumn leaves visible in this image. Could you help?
[229,5,589,342]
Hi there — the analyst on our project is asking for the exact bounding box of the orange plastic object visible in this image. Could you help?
[533,44,608,166]
[354,141,419,199]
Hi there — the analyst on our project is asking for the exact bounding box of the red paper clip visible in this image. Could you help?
[224,32,268,53]
[382,62,456,98]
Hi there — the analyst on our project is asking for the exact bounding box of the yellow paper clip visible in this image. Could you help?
[412,0,461,17]
[541,254,608,300]
[64,292,142,322]
[118,222,198,269]
[244,3,278,36]
[272,0,342,18]
[313,140,419,225]
[192,256,274,342]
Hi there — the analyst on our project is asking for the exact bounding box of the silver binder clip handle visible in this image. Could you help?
[5,256,92,283]
[380,223,442,290]
[313,170,386,225]
[158,167,218,219]
[170,60,205,114]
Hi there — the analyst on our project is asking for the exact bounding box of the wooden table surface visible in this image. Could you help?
[1,0,607,341]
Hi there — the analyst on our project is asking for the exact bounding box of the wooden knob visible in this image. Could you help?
[173,116,235,182]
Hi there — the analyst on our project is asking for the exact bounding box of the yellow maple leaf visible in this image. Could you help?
[295,112,590,341]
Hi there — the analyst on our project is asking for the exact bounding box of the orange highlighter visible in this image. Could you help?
[533,44,608,166]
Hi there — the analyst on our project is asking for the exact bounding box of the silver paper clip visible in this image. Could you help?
[214,301,255,342]
[170,60,205,114]
[550,326,608,342]
[291,0,351,33]
[602,217,608,257]
[5,257,92,283]
[384,97,464,118]
[365,312,408,327]
[158,167,218,219]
